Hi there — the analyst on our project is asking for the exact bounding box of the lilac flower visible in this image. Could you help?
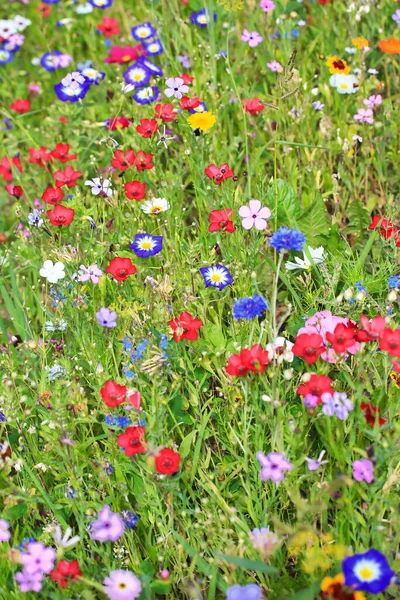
[0,519,11,542]
[352,459,374,483]
[266,61,282,72]
[256,451,293,483]
[354,108,374,124]
[260,0,275,12]
[363,94,382,108]
[96,307,118,328]
[226,583,264,599]
[61,71,85,90]
[241,29,263,48]
[321,392,354,420]
[20,541,56,574]
[79,264,103,283]
[164,77,188,99]
[238,199,271,230]
[249,528,280,558]
[90,505,125,542]
[103,569,142,600]
[312,100,325,111]
[305,450,328,471]
[304,394,319,408]
[392,9,400,25]
[15,569,44,593]
[178,55,191,69]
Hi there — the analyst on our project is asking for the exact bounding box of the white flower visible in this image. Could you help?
[285,246,326,271]
[12,15,31,31]
[39,260,65,283]
[0,20,17,39]
[120,81,136,94]
[329,73,359,94]
[34,463,49,472]
[140,198,170,214]
[52,525,80,549]
[164,77,189,99]
[75,2,93,13]
[85,178,113,197]
[61,71,85,90]
[266,337,294,364]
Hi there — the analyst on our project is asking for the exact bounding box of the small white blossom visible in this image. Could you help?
[39,260,65,283]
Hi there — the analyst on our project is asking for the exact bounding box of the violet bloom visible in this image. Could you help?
[304,394,319,408]
[354,108,374,124]
[96,307,118,328]
[363,94,382,108]
[266,61,283,72]
[260,0,275,12]
[61,71,85,90]
[226,583,264,600]
[392,9,400,25]
[0,519,10,542]
[20,541,56,574]
[305,450,328,471]
[15,569,44,593]
[79,264,103,284]
[178,55,191,69]
[312,100,325,111]
[256,451,293,483]
[241,29,263,48]
[321,392,354,420]
[352,459,374,483]
[90,505,125,542]
[239,199,271,230]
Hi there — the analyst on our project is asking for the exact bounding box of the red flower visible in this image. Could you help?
[53,166,82,187]
[97,17,120,37]
[154,103,177,122]
[243,97,264,115]
[50,560,82,589]
[124,180,146,200]
[59,116,69,123]
[361,402,386,427]
[111,149,136,171]
[168,312,203,342]
[42,186,64,205]
[204,163,234,185]
[100,380,127,408]
[0,156,22,182]
[134,151,154,171]
[368,215,398,240]
[326,323,356,354]
[292,333,324,364]
[226,344,270,376]
[208,208,235,233]
[104,44,146,64]
[5,184,23,198]
[51,143,77,163]
[155,448,180,474]
[379,328,400,357]
[117,426,146,456]
[180,73,194,85]
[38,3,51,16]
[297,374,334,403]
[179,96,201,111]
[317,0,333,3]
[356,315,386,342]
[105,116,131,130]
[136,118,159,138]
[10,99,30,114]
[128,391,141,409]
[47,204,75,227]
[29,147,52,166]
[106,257,137,281]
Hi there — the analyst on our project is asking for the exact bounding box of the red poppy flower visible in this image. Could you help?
[42,186,64,205]
[136,118,159,138]
[368,215,398,240]
[318,0,333,3]
[124,180,146,200]
[5,184,23,198]
[51,143,77,163]
[243,97,264,115]
[134,151,154,171]
[356,315,386,342]
[104,44,146,64]
[106,257,137,281]
[155,447,180,474]
[128,391,141,409]
[208,209,235,233]
[38,3,51,16]
[179,96,201,111]
[29,147,52,166]
[10,99,31,114]
[226,344,270,376]
[360,402,386,427]
[59,116,69,124]
[168,312,203,342]
[97,17,120,37]
[47,204,75,227]
[0,156,22,182]
[204,163,234,185]
[105,116,131,130]
[379,328,400,357]
[100,380,127,408]
[117,426,146,456]
[53,166,82,187]
[297,374,334,403]
[50,560,82,589]
[326,323,356,354]
[180,73,194,85]
[111,149,136,171]
[154,103,177,122]
[292,333,324,364]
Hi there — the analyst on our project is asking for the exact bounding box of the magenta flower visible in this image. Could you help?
[20,541,56,574]
[363,94,382,108]
[266,61,283,72]
[354,108,374,124]
[79,264,103,283]
[15,569,44,593]
[239,199,271,230]
[0,519,11,542]
[256,451,293,483]
[241,29,263,48]
[90,505,125,542]
[103,569,142,600]
[352,459,374,483]
[260,0,275,12]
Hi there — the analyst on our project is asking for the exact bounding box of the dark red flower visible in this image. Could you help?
[368,215,398,240]
[208,208,235,233]
[317,0,333,3]
[47,204,74,227]
[42,186,64,205]
[180,73,194,85]
[51,143,77,163]
[168,312,203,342]
[226,344,270,376]
[50,560,82,589]
[297,374,334,403]
[105,116,131,130]
[111,149,136,171]
[361,402,386,427]
[97,17,120,37]
[243,97,264,115]
[124,180,146,200]
[53,166,82,187]
[379,328,400,357]
[5,184,23,198]
[100,380,127,408]
[0,156,22,182]
[106,257,137,281]
[204,163,234,185]
[10,99,31,114]
[292,333,324,364]
[356,315,387,342]
[179,96,201,111]
[155,448,180,474]
[326,323,357,354]
[154,103,177,122]
[134,151,154,171]
[29,147,52,166]
[117,426,146,456]
[136,118,159,138]
[104,44,146,64]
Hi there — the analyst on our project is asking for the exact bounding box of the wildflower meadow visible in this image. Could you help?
[1,0,400,598]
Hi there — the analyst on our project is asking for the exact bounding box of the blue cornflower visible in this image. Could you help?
[269,227,306,253]
[122,367,135,379]
[65,487,77,499]
[226,583,263,600]
[116,416,130,427]
[49,287,67,308]
[233,294,268,321]
[138,418,146,426]
[123,336,133,351]
[121,511,139,529]
[104,414,115,426]
[355,280,366,292]
[388,276,400,289]
[159,334,169,349]
[343,549,394,594]
[47,364,66,381]
[18,538,35,552]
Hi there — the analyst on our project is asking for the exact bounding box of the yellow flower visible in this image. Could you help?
[352,36,369,49]
[326,56,351,75]
[301,545,331,573]
[390,372,400,388]
[187,111,216,131]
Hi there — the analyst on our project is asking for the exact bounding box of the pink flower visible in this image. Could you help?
[352,459,374,483]
[20,542,56,574]
[0,519,11,542]
[90,505,125,542]
[78,264,103,284]
[266,61,283,72]
[354,108,374,124]
[241,29,263,48]
[28,84,41,94]
[260,0,275,12]
[363,94,382,108]
[164,77,189,100]
[256,451,293,483]
[239,199,271,230]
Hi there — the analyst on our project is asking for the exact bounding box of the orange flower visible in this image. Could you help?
[378,38,400,54]
[321,573,366,600]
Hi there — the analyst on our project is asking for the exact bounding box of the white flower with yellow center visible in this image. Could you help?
[140,198,170,214]
[330,73,359,94]
[285,246,326,271]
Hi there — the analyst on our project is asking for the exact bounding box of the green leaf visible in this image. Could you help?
[216,552,278,575]
[179,430,197,459]
[150,580,172,594]
[287,580,322,600]
[266,179,302,227]
[140,560,155,578]
[173,533,227,592]
[3,502,28,520]
[297,194,330,246]
[343,200,370,235]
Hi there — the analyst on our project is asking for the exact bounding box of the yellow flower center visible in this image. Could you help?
[211,274,221,282]
[150,206,162,213]
[122,55,131,62]
[141,241,152,249]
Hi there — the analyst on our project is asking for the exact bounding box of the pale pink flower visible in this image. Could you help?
[241,29,263,48]
[266,61,283,72]
[354,108,374,124]
[164,77,188,99]
[260,0,275,12]
[239,199,271,230]
[363,94,382,108]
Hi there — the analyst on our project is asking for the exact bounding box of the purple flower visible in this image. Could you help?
[304,394,319,408]
[266,61,282,72]
[392,9,400,25]
[226,583,264,599]
[363,94,382,108]
[256,451,293,483]
[260,0,275,12]
[96,307,118,328]
[20,541,56,574]
[352,458,374,483]
[354,108,374,124]
[79,264,103,283]
[0,519,11,542]
[15,569,44,593]
[103,569,142,600]
[241,29,263,48]
[312,100,325,111]
[90,505,125,542]
[178,55,191,69]
[164,77,189,100]
[305,450,328,471]
[321,392,353,420]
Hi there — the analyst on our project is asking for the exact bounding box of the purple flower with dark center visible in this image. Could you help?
[96,307,118,328]
[352,458,374,483]
[260,0,275,12]
[20,541,56,574]
[90,505,125,542]
[256,451,293,483]
[312,100,325,111]
[15,569,44,593]
[392,9,400,25]
[241,29,263,48]
[305,450,328,471]
[354,108,374,124]
[266,60,282,72]
[321,392,353,420]
[178,55,191,69]
[363,94,382,108]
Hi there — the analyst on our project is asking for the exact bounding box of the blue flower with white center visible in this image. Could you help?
[136,56,163,77]
[56,18,74,28]
[269,227,305,253]
[89,0,113,7]
[143,38,164,56]
[130,233,163,258]
[132,85,159,105]
[233,294,268,320]
[0,48,14,64]
[200,264,234,291]
[343,549,395,594]
[388,275,400,289]
[121,511,139,529]
[131,22,157,41]
[28,210,44,228]
[123,63,152,87]
[2,40,21,53]
[40,50,64,72]
[81,66,105,85]
[190,8,216,27]
[54,80,90,102]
